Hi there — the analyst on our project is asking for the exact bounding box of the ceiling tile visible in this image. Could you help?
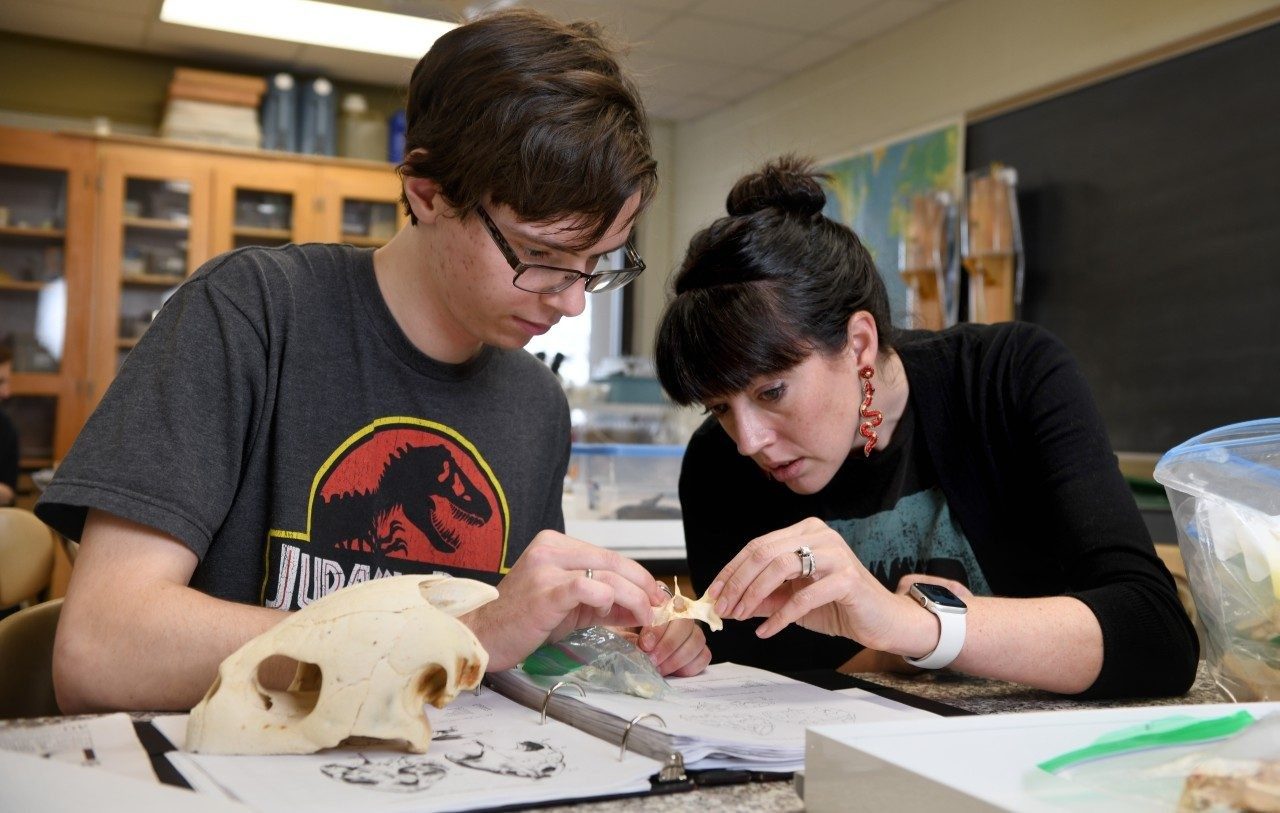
[624,53,742,99]
[0,0,962,128]
[644,15,804,67]
[828,0,936,43]
[0,0,149,50]
[690,0,880,36]
[144,21,305,67]
[519,0,671,40]
[697,66,781,102]
[42,0,155,15]
[294,45,416,86]
[759,35,853,75]
[646,93,723,121]
[617,0,700,12]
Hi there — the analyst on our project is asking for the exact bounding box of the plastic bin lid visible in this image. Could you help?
[570,443,685,457]
[1153,418,1280,515]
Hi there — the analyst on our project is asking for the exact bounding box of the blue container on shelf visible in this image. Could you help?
[298,77,336,156]
[388,109,406,163]
[260,72,298,152]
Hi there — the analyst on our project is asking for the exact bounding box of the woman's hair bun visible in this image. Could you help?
[725,154,827,218]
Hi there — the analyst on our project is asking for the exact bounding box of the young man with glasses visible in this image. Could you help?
[38,9,710,714]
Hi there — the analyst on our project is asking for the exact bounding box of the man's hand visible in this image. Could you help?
[460,530,669,672]
[636,618,711,677]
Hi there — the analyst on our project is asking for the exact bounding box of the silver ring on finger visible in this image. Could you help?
[794,546,816,579]
[585,568,594,580]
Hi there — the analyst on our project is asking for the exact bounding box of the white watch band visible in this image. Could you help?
[904,604,966,669]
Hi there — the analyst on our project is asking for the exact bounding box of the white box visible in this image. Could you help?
[804,701,1280,813]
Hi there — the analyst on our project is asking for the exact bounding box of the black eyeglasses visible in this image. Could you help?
[477,206,646,294]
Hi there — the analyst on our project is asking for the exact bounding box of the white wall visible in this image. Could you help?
[631,117,675,355]
[631,0,1280,350]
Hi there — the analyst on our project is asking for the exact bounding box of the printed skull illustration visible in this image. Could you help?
[321,755,447,793]
[185,574,498,755]
[444,739,566,779]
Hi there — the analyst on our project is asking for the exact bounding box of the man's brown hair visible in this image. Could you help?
[398,9,656,249]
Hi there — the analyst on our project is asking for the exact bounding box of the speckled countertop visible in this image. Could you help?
[845,660,1227,715]
[0,665,1230,813]
[534,662,1228,813]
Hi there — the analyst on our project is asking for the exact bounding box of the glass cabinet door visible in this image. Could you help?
[0,127,94,467]
[313,165,405,247]
[95,144,212,406]
[212,158,315,253]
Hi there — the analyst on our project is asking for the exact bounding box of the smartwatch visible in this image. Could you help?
[904,582,967,669]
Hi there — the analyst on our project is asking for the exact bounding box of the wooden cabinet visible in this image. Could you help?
[0,126,95,468]
[88,137,404,412]
[0,127,404,465]
[314,164,404,247]
[94,143,213,397]
[211,156,316,255]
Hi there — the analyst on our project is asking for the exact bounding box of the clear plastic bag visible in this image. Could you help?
[1027,711,1280,812]
[520,626,669,699]
[1155,420,1280,701]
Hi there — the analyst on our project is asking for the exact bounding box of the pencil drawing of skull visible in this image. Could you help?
[185,574,498,755]
[445,739,566,779]
[321,755,447,793]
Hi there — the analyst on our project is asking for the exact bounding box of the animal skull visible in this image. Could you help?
[186,574,497,755]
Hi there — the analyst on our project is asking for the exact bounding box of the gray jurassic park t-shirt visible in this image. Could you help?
[37,244,570,610]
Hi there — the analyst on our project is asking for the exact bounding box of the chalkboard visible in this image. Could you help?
[965,22,1280,453]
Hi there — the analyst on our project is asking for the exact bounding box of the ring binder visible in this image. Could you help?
[540,680,586,724]
[619,712,666,761]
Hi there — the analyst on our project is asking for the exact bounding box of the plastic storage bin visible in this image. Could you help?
[563,444,684,521]
[1154,418,1280,700]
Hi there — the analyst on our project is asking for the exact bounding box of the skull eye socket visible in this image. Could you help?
[417,665,449,706]
[253,657,324,716]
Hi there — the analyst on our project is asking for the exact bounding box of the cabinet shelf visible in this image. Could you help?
[233,226,292,240]
[0,225,65,240]
[123,216,190,232]
[121,272,185,287]
[0,279,49,292]
[117,338,139,350]
[19,457,54,470]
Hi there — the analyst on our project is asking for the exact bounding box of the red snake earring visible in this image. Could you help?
[858,365,883,456]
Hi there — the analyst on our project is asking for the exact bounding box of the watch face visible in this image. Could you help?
[912,582,967,609]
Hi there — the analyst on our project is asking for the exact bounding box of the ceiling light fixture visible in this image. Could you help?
[159,0,457,59]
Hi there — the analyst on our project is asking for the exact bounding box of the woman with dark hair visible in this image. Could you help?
[655,156,1198,698]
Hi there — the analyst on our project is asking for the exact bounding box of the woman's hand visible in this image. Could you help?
[461,530,669,672]
[706,517,924,652]
[839,575,976,674]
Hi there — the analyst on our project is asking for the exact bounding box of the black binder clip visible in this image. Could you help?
[657,752,688,784]
[539,680,586,724]
[620,713,691,792]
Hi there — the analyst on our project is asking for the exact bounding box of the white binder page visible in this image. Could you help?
[157,690,662,813]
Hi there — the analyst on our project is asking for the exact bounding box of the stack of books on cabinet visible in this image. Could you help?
[160,67,265,149]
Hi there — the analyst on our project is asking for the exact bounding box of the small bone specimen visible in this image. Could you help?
[1179,758,1280,812]
[651,577,722,631]
[186,574,497,755]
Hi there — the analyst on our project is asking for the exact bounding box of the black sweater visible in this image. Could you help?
[680,322,1199,699]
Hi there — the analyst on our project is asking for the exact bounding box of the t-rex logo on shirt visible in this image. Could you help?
[262,418,510,610]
